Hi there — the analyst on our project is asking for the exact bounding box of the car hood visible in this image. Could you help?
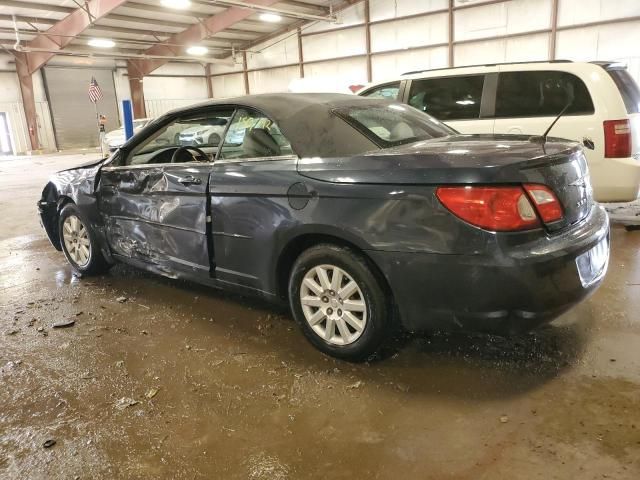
[297,134,582,185]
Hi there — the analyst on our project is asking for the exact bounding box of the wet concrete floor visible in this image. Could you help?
[1,152,639,479]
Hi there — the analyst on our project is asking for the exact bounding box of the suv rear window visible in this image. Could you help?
[606,68,640,114]
[408,75,484,121]
[495,71,594,118]
[335,104,455,148]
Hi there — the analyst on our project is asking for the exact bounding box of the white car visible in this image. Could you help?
[178,123,227,146]
[359,61,640,203]
[102,118,152,153]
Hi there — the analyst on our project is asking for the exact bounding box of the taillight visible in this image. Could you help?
[523,184,564,223]
[603,119,631,158]
[436,186,540,231]
[436,185,564,231]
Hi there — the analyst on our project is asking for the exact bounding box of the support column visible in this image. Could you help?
[205,64,213,98]
[549,0,559,60]
[242,52,250,95]
[14,53,40,152]
[297,28,304,78]
[364,0,372,82]
[126,61,146,118]
[448,0,455,68]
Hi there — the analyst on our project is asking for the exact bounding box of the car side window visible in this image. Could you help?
[123,110,233,166]
[219,108,294,160]
[362,82,401,100]
[495,71,595,118]
[408,75,484,121]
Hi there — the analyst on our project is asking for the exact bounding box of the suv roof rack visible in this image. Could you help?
[401,60,574,76]
[590,60,628,70]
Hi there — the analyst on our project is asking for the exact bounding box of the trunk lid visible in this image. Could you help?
[298,134,593,231]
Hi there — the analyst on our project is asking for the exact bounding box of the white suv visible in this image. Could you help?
[359,61,640,203]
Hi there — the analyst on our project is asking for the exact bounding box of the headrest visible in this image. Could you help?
[242,128,281,157]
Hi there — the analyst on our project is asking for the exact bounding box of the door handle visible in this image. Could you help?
[177,175,202,186]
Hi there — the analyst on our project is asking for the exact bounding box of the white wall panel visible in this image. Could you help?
[455,0,552,42]
[370,12,448,53]
[558,0,640,27]
[247,31,299,70]
[303,57,368,92]
[302,26,366,63]
[369,0,448,22]
[248,65,299,95]
[143,76,207,101]
[305,3,365,34]
[0,71,55,153]
[210,61,244,75]
[372,46,449,82]
[556,22,640,84]
[144,99,204,119]
[455,33,549,66]
[211,73,245,99]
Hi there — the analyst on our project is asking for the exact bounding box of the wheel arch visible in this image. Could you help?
[274,230,394,307]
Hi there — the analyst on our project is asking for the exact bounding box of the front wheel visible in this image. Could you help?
[58,203,110,275]
[288,244,391,361]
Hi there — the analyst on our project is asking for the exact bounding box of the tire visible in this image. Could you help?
[288,244,391,361]
[58,203,110,275]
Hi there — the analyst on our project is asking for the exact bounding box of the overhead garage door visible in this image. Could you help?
[43,67,120,150]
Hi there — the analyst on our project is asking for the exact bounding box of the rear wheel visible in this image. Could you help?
[288,244,391,361]
[58,203,109,275]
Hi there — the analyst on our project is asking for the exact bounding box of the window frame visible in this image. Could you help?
[490,70,596,120]
[103,104,298,170]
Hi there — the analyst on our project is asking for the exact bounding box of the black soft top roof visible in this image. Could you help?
[164,93,392,157]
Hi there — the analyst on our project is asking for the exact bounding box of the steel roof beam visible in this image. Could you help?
[128,0,281,76]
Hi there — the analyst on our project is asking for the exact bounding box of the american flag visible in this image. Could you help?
[88,76,104,103]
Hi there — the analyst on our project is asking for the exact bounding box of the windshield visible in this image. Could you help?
[606,68,640,114]
[335,103,455,148]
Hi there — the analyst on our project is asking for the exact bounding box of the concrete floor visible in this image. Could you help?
[1,152,639,479]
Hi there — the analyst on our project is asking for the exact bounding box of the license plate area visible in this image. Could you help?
[576,237,609,287]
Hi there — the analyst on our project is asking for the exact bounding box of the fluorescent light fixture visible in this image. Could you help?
[259,12,282,22]
[186,45,208,56]
[88,38,115,48]
[161,0,191,9]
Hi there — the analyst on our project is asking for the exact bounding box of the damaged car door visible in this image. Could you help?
[98,109,234,278]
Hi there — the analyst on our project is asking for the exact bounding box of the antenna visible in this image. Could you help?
[541,101,572,142]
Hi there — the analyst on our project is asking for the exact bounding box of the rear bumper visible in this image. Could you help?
[368,205,610,334]
[590,156,640,202]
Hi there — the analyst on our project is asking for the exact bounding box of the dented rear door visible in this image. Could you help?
[99,163,212,277]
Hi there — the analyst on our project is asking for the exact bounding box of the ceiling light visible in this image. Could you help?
[259,12,282,22]
[186,45,208,56]
[88,38,115,48]
[161,0,191,9]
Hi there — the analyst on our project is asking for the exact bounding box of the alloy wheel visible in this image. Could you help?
[300,264,367,345]
[62,215,91,267]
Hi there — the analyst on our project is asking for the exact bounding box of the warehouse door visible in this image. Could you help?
[44,67,119,150]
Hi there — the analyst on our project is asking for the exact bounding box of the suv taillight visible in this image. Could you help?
[436,185,563,232]
[604,119,631,158]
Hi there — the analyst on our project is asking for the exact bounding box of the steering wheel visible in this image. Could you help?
[170,145,208,164]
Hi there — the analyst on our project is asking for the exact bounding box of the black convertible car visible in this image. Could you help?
[38,93,609,360]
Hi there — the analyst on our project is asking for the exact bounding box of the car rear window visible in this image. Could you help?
[335,103,455,148]
[606,68,640,114]
[407,75,484,121]
[495,71,594,118]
